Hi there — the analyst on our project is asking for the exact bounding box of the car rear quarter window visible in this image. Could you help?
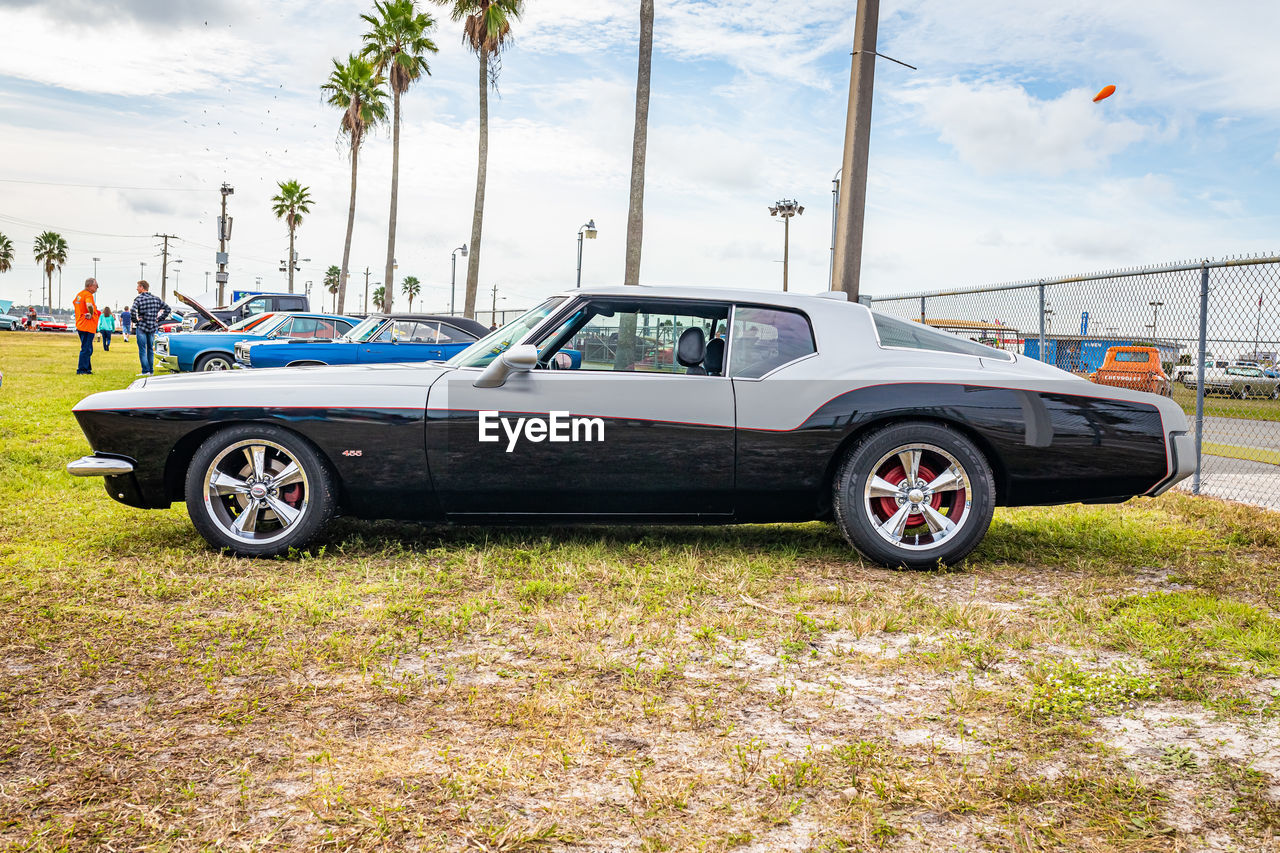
[729,306,816,379]
[872,313,1013,361]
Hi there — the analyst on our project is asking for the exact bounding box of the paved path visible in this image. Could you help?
[1201,415,1280,452]
[1178,455,1280,510]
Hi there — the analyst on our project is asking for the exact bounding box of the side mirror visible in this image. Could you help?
[474,344,538,388]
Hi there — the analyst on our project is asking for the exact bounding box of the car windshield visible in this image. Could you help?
[242,314,291,336]
[344,316,388,342]
[448,298,567,368]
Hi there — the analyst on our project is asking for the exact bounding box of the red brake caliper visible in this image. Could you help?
[874,463,945,527]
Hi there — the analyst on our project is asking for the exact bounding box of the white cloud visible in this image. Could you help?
[895,80,1150,176]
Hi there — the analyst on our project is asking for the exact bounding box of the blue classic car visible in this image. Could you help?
[156,312,356,373]
[235,313,491,368]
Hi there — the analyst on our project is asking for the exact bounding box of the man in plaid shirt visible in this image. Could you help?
[129,280,171,375]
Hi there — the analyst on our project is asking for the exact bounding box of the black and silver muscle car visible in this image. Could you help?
[68,286,1194,568]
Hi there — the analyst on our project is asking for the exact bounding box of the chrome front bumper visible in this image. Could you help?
[156,352,180,372]
[67,456,135,477]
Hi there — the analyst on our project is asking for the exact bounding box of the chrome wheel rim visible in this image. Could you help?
[202,356,231,371]
[202,439,309,544]
[863,443,972,552]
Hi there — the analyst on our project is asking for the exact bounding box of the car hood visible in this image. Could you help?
[173,291,229,330]
[73,361,454,413]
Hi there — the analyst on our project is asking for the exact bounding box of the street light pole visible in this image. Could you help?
[1148,300,1164,339]
[1255,293,1263,360]
[769,200,804,292]
[576,220,598,288]
[450,244,468,315]
[92,257,101,279]
[140,261,146,280]
[829,169,841,289]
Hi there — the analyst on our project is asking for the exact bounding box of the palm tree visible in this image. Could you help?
[624,0,653,287]
[615,0,654,370]
[33,231,68,310]
[372,284,387,311]
[324,264,342,312]
[0,233,13,274]
[270,180,314,294]
[322,54,388,314]
[430,0,524,318]
[401,275,421,310]
[362,0,438,314]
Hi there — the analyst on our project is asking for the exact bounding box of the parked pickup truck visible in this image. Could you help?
[1089,346,1171,396]
[175,291,311,331]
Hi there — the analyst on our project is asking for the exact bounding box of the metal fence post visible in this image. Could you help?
[920,295,926,324]
[1193,261,1209,495]
[1037,280,1046,362]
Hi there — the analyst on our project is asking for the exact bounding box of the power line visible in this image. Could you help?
[0,214,153,240]
[0,178,207,192]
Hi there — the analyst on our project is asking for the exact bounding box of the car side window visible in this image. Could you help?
[538,300,731,374]
[439,323,477,343]
[243,298,270,317]
[270,317,293,337]
[318,319,352,339]
[872,313,1013,361]
[729,306,816,379]
[285,317,322,338]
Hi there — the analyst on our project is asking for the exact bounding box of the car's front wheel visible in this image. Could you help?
[833,422,995,570]
[185,425,337,557]
[196,352,234,372]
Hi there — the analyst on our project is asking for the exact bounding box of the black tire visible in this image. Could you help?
[195,352,234,372]
[833,421,996,570]
[185,424,337,557]
[286,361,327,368]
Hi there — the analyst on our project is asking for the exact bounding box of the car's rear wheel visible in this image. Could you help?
[196,352,234,372]
[833,422,995,570]
[185,425,337,557]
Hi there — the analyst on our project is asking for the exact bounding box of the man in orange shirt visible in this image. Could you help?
[73,278,101,375]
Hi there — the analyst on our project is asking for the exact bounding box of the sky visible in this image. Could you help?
[1,0,1278,316]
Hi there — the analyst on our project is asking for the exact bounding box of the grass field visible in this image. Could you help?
[2,333,1280,851]
[1171,382,1280,423]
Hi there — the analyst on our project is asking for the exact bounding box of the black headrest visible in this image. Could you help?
[676,327,706,367]
[704,337,725,375]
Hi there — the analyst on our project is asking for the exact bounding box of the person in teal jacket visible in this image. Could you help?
[98,306,117,351]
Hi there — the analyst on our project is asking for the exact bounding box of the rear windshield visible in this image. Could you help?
[872,314,1013,361]
[1113,351,1152,363]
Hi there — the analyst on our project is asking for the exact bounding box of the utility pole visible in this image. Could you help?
[155,234,177,302]
[217,183,234,304]
[363,267,371,314]
[831,0,879,299]
[490,282,499,318]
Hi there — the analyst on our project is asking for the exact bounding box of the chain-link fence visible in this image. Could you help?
[869,255,1280,510]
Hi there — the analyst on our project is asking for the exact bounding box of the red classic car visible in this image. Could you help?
[33,315,69,332]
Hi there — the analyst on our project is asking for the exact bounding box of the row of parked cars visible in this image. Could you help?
[154,295,491,373]
[1,312,69,331]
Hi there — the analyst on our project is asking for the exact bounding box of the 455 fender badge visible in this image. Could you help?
[342,449,363,457]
